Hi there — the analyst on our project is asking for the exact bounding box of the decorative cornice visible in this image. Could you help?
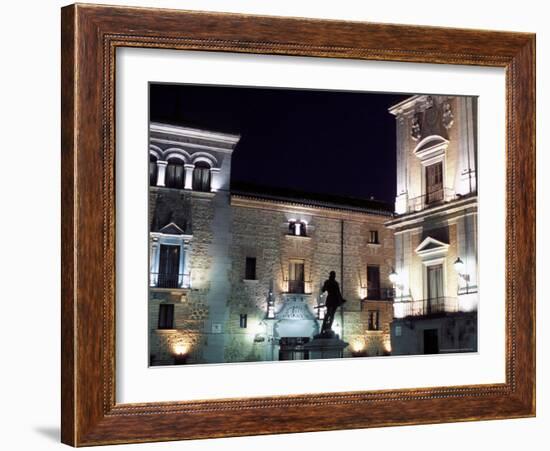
[385,195,477,230]
[150,122,241,145]
[150,137,236,154]
[231,194,393,221]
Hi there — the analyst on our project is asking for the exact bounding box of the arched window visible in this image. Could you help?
[165,158,185,189]
[149,154,158,186]
[289,220,307,237]
[192,161,211,192]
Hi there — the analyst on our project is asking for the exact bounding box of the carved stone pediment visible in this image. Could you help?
[415,236,449,260]
[159,222,186,235]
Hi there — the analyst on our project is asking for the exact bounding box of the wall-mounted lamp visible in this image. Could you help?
[253,334,266,343]
[453,257,470,281]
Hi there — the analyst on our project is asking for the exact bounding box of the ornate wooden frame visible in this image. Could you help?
[61,3,536,446]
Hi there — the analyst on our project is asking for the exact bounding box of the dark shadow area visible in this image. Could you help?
[150,83,408,204]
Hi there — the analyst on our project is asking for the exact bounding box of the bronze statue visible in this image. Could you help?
[319,271,346,337]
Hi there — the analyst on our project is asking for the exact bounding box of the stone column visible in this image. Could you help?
[150,238,160,286]
[457,97,477,195]
[184,164,194,190]
[210,167,221,192]
[156,161,167,187]
[394,115,409,214]
[178,242,186,288]
[182,241,192,288]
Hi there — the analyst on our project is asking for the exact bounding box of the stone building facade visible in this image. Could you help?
[148,122,394,365]
[386,95,478,355]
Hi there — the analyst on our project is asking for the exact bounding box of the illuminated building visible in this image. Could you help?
[386,95,478,355]
[148,122,394,365]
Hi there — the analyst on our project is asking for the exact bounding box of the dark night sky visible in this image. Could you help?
[150,84,407,205]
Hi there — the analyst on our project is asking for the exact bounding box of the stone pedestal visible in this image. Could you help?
[304,335,348,360]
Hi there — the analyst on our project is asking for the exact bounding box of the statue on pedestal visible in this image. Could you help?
[319,271,346,337]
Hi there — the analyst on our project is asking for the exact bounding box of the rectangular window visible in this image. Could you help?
[158,304,175,329]
[427,264,444,314]
[367,265,381,299]
[427,264,444,300]
[245,257,257,280]
[368,230,379,244]
[426,161,444,204]
[157,244,181,288]
[239,314,248,328]
[288,259,305,293]
[367,310,380,331]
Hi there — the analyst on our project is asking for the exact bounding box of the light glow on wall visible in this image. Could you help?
[172,343,188,356]
[458,294,478,312]
[351,340,365,353]
[384,337,392,354]
[393,302,405,319]
[246,321,264,338]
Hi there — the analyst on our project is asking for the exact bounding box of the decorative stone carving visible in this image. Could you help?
[442,102,454,130]
[425,95,434,109]
[277,297,315,320]
[410,96,453,143]
[411,114,421,141]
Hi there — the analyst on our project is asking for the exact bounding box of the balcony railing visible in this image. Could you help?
[406,188,457,213]
[288,280,305,294]
[150,272,191,289]
[396,297,458,317]
[365,287,394,300]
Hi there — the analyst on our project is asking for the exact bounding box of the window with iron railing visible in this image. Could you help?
[398,297,459,317]
[405,187,456,213]
[367,265,381,299]
[288,260,305,294]
[151,272,190,289]
[156,244,180,288]
[365,287,394,300]
[425,162,444,204]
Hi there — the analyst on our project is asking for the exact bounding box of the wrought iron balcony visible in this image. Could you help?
[150,272,191,289]
[365,287,394,300]
[405,188,457,213]
[288,280,305,294]
[395,297,459,317]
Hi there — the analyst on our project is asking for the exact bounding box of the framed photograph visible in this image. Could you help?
[61,4,535,446]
